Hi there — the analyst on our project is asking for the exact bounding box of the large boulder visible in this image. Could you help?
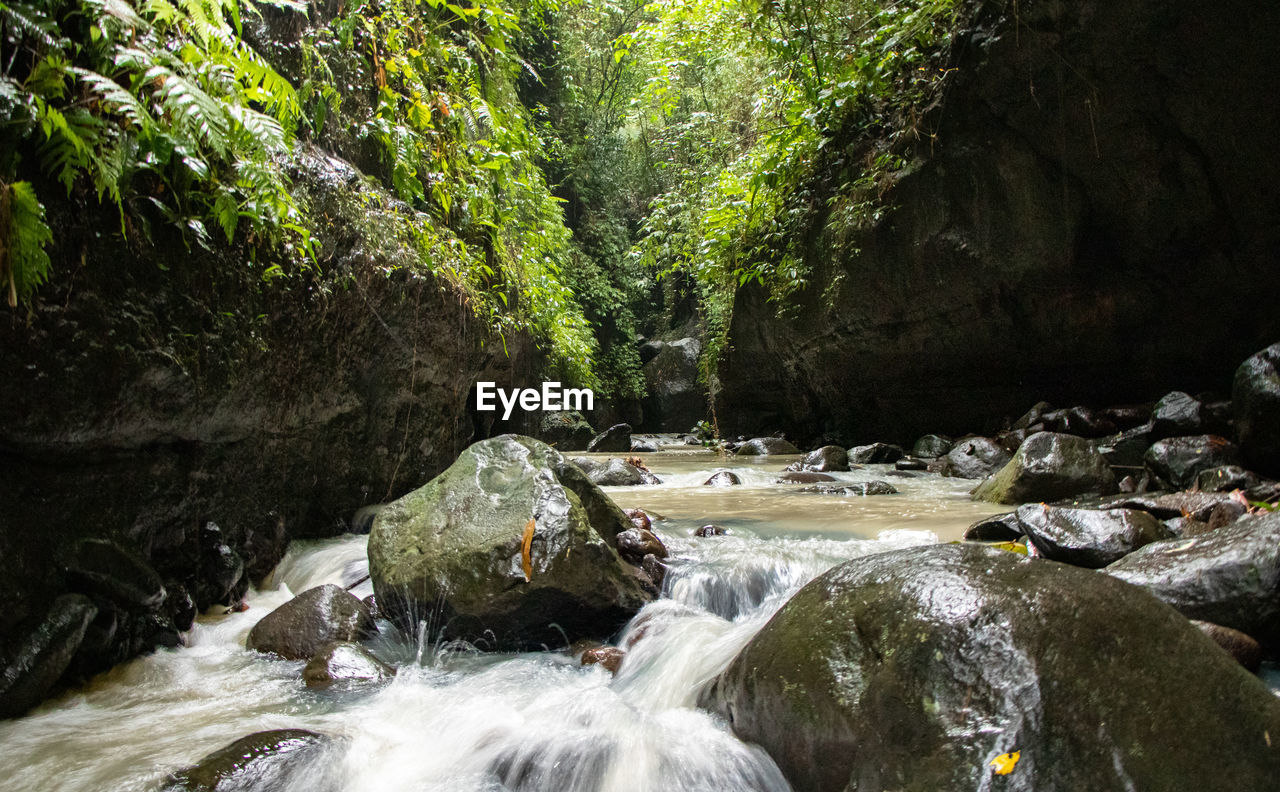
[1233,342,1280,476]
[641,337,706,431]
[570,456,660,486]
[1106,512,1280,652]
[539,411,595,451]
[246,584,374,661]
[911,434,953,459]
[587,423,633,453]
[1144,435,1242,489]
[734,437,801,456]
[161,729,335,792]
[702,544,1280,792]
[972,432,1116,504]
[0,594,97,719]
[368,436,654,650]
[790,445,850,472]
[1014,504,1170,568]
[847,443,904,464]
[938,437,1012,479]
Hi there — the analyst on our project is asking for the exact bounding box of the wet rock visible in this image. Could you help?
[302,642,394,689]
[1099,403,1155,430]
[798,482,897,496]
[1144,435,1242,489]
[937,437,1011,480]
[587,423,633,453]
[623,508,652,532]
[963,512,1023,542]
[1192,621,1262,672]
[160,729,335,792]
[1014,504,1171,568]
[703,471,741,486]
[776,472,837,484]
[576,457,660,486]
[734,437,801,456]
[629,438,659,453]
[0,594,97,719]
[1094,423,1154,469]
[847,443,904,464]
[641,337,706,431]
[1233,342,1280,476]
[579,645,625,675]
[361,595,379,621]
[368,436,653,650]
[694,524,727,537]
[641,553,666,590]
[1040,406,1116,437]
[196,523,246,609]
[1106,513,1280,651]
[792,445,850,472]
[616,528,667,564]
[894,457,928,471]
[246,585,373,661]
[1202,399,1235,436]
[1150,391,1203,439]
[1012,401,1053,430]
[704,543,1280,792]
[994,429,1030,454]
[540,411,595,451]
[1104,491,1240,522]
[972,432,1116,505]
[910,434,952,459]
[65,539,166,611]
[1195,465,1262,493]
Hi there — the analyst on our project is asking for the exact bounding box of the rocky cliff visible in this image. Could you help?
[718,0,1280,444]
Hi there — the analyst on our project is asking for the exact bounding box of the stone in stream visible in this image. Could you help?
[368,435,654,650]
[1234,342,1280,476]
[1106,512,1280,653]
[1013,504,1171,568]
[1192,621,1263,673]
[160,729,336,792]
[972,431,1116,504]
[587,423,632,453]
[615,528,667,564]
[847,443,904,464]
[539,410,595,452]
[910,434,952,459]
[1150,391,1204,439]
[893,457,928,471]
[1011,401,1053,430]
[1195,465,1264,493]
[1094,422,1154,470]
[578,645,625,675]
[701,543,1280,792]
[963,512,1024,542]
[630,438,660,453]
[0,594,97,719]
[937,437,1011,480]
[776,472,837,484]
[734,437,801,456]
[1144,434,1242,489]
[1102,491,1241,522]
[788,445,850,472]
[703,471,741,486]
[797,482,897,496]
[570,456,660,486]
[623,508,652,532]
[302,642,395,689]
[694,524,728,537]
[246,584,374,661]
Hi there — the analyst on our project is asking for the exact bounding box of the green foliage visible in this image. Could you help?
[0,180,53,306]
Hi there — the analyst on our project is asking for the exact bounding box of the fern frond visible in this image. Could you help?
[70,67,153,129]
[0,2,64,50]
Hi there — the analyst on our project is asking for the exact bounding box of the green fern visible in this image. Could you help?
[0,181,53,307]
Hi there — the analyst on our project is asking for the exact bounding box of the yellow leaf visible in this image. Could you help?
[521,518,536,582]
[990,750,1020,776]
[989,541,1028,555]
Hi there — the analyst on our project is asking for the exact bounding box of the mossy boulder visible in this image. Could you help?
[702,543,1280,792]
[972,432,1116,504]
[368,435,654,650]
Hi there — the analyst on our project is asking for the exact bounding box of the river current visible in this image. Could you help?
[0,443,1006,791]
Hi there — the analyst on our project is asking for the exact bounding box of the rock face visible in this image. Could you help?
[368,436,654,650]
[972,432,1116,504]
[1014,504,1170,568]
[640,337,706,431]
[715,1,1280,443]
[246,585,374,661]
[0,595,97,719]
[702,544,1280,792]
[1234,342,1280,476]
[161,729,334,792]
[1106,513,1280,651]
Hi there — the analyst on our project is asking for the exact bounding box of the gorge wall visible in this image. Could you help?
[718,0,1280,445]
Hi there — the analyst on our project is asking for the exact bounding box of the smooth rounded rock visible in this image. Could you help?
[1144,435,1242,489]
[776,471,837,484]
[938,437,1011,480]
[302,642,394,689]
[847,443,904,464]
[1192,621,1263,672]
[797,482,897,496]
[1151,391,1203,439]
[246,584,374,661]
[0,594,97,719]
[160,729,335,791]
[910,434,952,458]
[734,437,801,456]
[793,445,850,472]
[972,432,1116,505]
[616,528,667,563]
[964,512,1024,542]
[1014,504,1171,568]
[703,471,741,486]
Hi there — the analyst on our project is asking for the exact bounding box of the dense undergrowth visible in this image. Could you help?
[1,0,981,399]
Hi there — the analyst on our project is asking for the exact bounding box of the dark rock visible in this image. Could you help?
[1107,512,1280,651]
[1012,401,1053,430]
[797,482,898,496]
[623,508,652,532]
[1098,403,1155,430]
[847,443,904,464]
[1094,423,1153,470]
[160,729,334,792]
[963,512,1024,542]
[1014,504,1171,568]
[776,472,837,484]
[894,457,928,471]
[733,437,801,456]
[196,523,246,609]
[703,544,1280,792]
[616,528,667,564]
[1144,435,1242,489]
[302,642,394,689]
[1151,391,1204,439]
[910,434,952,459]
[641,553,666,590]
[1206,502,1246,532]
[1117,475,1138,493]
[703,471,741,486]
[1105,491,1240,522]
[539,411,595,451]
[994,429,1029,454]
[694,525,728,537]
[1234,342,1280,476]
[246,585,373,661]
[1192,621,1262,673]
[1202,400,1235,436]
[1196,465,1262,493]
[579,646,625,675]
[937,437,1012,480]
[368,436,653,650]
[587,423,633,453]
[578,457,660,487]
[1165,516,1212,538]
[361,595,379,621]
[629,438,659,453]
[65,539,166,611]
[641,338,706,431]
[794,445,850,472]
[973,432,1116,504]
[0,594,97,719]
[1040,406,1116,437]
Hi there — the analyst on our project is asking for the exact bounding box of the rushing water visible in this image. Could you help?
[0,443,1005,791]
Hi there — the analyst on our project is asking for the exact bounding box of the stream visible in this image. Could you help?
[0,442,1007,791]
